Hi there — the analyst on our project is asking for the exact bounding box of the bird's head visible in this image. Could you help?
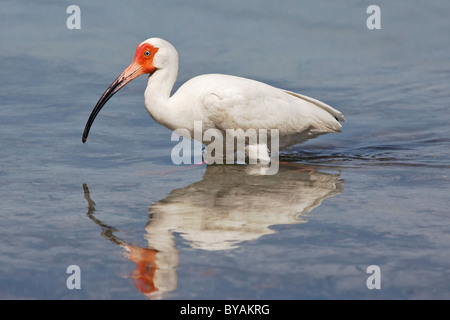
[82,38,177,143]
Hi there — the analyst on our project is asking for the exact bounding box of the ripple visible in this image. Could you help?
[280,144,450,169]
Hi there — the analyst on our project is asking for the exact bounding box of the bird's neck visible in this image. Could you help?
[144,67,179,130]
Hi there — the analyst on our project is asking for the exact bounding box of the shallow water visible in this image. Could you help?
[1,1,449,299]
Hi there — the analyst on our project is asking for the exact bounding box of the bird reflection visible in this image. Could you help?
[83,163,344,299]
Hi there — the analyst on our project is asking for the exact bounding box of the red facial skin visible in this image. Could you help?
[132,43,159,75]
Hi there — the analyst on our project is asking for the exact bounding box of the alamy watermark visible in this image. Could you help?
[66,265,81,289]
[366,5,381,30]
[366,265,381,290]
[66,5,81,30]
[170,121,280,175]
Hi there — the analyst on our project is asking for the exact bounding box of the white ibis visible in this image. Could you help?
[82,38,345,161]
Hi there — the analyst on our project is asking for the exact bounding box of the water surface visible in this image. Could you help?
[0,0,449,299]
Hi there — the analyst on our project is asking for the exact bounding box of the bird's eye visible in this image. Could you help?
[144,51,151,57]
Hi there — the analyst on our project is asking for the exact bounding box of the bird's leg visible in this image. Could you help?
[244,144,281,175]
[245,144,271,164]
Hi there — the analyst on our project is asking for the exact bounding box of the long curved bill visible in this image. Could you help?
[82,62,144,143]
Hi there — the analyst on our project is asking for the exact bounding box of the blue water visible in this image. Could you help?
[1,0,449,299]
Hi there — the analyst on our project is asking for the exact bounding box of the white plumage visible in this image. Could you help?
[83,38,345,159]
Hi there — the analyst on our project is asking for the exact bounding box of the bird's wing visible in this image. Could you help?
[201,75,343,136]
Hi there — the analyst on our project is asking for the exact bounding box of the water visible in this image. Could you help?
[1,0,449,299]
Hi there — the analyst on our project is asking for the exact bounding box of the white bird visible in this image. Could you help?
[82,38,345,161]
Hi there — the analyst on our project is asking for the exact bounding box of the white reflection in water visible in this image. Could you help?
[84,163,343,299]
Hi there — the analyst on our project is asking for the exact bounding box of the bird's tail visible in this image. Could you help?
[284,90,345,123]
